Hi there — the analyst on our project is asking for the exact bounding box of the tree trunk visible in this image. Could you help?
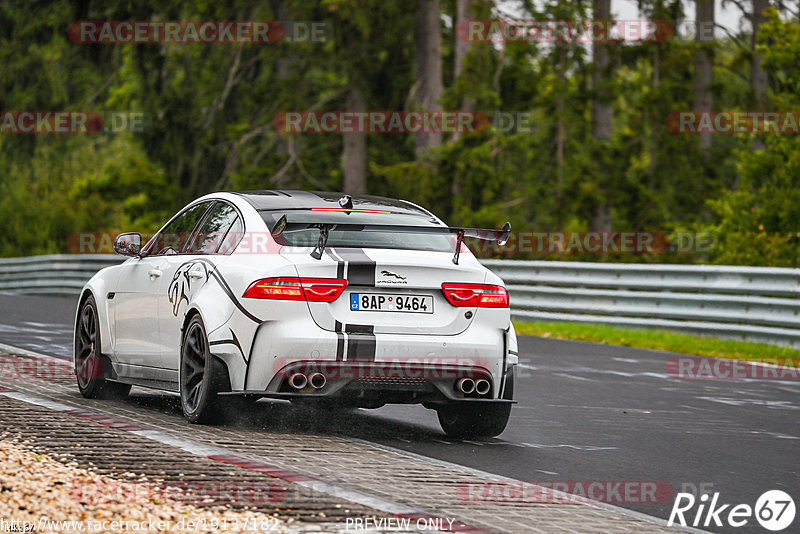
[414,0,443,158]
[556,45,566,228]
[271,0,299,188]
[592,0,612,142]
[751,0,769,151]
[693,0,714,150]
[650,46,660,175]
[455,0,472,80]
[591,0,612,232]
[342,85,366,194]
[750,0,769,107]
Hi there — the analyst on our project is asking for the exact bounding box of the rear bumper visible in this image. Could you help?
[219,359,515,406]
[222,360,513,407]
[218,390,515,406]
[207,293,519,408]
[223,313,514,397]
[276,360,498,400]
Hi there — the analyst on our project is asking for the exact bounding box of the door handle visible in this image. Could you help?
[188,268,206,280]
[148,269,162,278]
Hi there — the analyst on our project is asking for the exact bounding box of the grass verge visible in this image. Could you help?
[514,321,800,366]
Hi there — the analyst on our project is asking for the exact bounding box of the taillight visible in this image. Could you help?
[441,283,509,308]
[243,277,347,302]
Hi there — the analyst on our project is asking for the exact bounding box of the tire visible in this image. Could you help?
[436,373,514,439]
[179,314,228,424]
[74,295,131,400]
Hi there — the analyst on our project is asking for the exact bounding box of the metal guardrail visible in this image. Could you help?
[0,254,123,297]
[482,260,800,349]
[2,255,799,348]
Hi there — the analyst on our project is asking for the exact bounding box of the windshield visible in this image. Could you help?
[260,210,454,253]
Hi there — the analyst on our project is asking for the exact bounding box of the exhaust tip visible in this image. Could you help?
[289,373,308,390]
[456,377,475,395]
[475,379,491,395]
[309,372,327,389]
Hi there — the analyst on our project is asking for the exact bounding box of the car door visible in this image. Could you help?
[112,255,165,368]
[112,201,212,369]
[156,201,242,369]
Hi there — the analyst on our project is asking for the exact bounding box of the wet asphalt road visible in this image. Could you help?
[0,292,798,533]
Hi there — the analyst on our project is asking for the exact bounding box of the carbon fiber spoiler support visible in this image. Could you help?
[270,215,511,264]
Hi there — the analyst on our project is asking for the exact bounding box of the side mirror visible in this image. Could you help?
[114,232,142,256]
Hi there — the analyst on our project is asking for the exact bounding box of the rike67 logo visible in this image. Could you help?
[668,490,795,531]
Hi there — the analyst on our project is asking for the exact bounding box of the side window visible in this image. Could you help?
[185,202,239,254]
[145,202,212,256]
[217,216,244,255]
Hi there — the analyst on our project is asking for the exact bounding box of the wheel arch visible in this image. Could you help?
[181,306,234,392]
[74,286,120,382]
[75,281,113,360]
[74,289,93,365]
[181,306,203,340]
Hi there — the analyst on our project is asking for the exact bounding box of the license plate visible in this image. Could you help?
[350,293,433,314]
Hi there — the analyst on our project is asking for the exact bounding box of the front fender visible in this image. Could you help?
[76,264,125,361]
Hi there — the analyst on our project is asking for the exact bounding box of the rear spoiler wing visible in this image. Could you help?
[270,216,511,264]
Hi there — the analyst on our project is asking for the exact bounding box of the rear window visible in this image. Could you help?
[260,211,454,253]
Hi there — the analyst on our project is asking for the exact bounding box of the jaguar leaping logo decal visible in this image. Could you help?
[381,270,406,281]
[168,261,210,316]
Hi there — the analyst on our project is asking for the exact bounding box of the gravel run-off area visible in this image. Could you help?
[0,437,322,533]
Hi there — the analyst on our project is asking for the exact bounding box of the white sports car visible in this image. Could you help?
[74,191,518,438]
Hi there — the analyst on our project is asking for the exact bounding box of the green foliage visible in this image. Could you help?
[703,9,800,266]
[0,1,797,266]
[0,136,176,256]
